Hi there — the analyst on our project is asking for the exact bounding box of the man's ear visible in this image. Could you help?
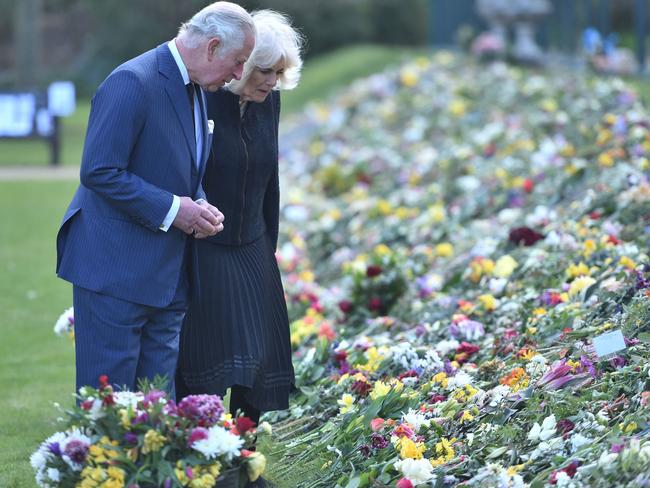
[207,37,221,60]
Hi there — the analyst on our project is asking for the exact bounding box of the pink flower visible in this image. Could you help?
[187,427,209,446]
[396,478,414,488]
[370,418,385,432]
[538,361,574,390]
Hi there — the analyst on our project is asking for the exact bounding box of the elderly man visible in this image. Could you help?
[56,2,255,398]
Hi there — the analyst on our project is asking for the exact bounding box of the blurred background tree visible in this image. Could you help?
[0,0,429,95]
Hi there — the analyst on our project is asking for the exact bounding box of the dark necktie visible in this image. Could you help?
[186,82,195,132]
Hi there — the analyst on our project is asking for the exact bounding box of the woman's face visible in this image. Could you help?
[239,59,285,103]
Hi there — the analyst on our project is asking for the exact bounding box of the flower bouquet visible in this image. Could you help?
[31,376,267,488]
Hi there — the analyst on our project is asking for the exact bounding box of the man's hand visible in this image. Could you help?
[172,197,224,237]
[193,200,225,238]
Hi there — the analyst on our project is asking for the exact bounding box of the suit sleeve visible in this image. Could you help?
[263,92,281,251]
[80,69,173,232]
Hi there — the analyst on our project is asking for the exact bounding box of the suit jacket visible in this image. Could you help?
[56,43,212,307]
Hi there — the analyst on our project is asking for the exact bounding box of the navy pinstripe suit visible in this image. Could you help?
[56,43,212,396]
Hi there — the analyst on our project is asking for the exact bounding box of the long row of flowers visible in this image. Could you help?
[270,52,650,487]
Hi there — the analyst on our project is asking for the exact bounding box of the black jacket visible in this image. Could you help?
[202,88,281,249]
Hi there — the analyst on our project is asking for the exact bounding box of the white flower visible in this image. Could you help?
[401,409,429,433]
[113,391,144,409]
[488,385,511,407]
[393,458,435,484]
[46,468,61,482]
[570,433,592,453]
[447,371,472,389]
[488,278,508,295]
[192,425,243,462]
[53,307,74,337]
[435,339,459,356]
[597,451,618,472]
[528,414,557,442]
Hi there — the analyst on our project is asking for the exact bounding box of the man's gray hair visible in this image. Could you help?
[178,2,255,54]
[228,10,304,94]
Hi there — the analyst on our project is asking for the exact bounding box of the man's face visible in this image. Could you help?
[200,33,255,92]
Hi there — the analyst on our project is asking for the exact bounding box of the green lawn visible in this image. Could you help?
[0,181,77,487]
[0,44,426,488]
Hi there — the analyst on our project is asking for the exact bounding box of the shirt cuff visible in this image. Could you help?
[159,195,180,232]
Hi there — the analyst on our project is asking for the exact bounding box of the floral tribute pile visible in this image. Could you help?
[31,376,267,487]
[269,52,650,487]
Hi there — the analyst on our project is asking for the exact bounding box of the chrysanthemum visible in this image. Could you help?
[192,425,244,462]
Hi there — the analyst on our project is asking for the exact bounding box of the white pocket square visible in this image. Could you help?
[207,119,214,134]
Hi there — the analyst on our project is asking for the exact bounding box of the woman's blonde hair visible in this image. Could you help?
[228,9,304,93]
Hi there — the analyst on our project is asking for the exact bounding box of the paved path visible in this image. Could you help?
[0,165,79,181]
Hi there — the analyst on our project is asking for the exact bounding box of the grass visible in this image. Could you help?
[0,181,78,487]
[0,44,425,488]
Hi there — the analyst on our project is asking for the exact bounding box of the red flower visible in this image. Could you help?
[456,341,480,355]
[333,350,348,363]
[522,178,534,193]
[508,226,544,246]
[338,300,353,313]
[607,234,621,245]
[235,416,256,434]
[368,297,383,311]
[351,380,372,397]
[366,265,383,278]
[98,375,109,388]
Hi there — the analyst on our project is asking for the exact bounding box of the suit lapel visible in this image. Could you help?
[196,88,212,184]
[157,45,197,167]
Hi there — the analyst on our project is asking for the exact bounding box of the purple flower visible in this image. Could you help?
[611,442,625,453]
[176,395,225,427]
[48,442,62,457]
[358,444,372,458]
[579,355,597,378]
[63,439,89,464]
[143,390,167,405]
[124,432,138,445]
[414,324,427,337]
[370,433,389,450]
[164,480,173,488]
[449,319,485,341]
[509,226,544,246]
[610,356,627,369]
[132,412,149,425]
[538,361,574,390]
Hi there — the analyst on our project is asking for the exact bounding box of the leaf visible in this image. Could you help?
[346,475,361,488]
[486,446,508,459]
[637,332,650,343]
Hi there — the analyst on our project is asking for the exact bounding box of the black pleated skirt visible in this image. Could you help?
[177,233,294,411]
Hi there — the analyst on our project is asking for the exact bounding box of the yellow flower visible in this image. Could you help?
[566,262,590,278]
[532,308,546,316]
[459,410,475,424]
[494,255,518,278]
[299,270,314,282]
[507,464,525,476]
[429,204,446,223]
[400,68,418,87]
[568,276,597,298]
[370,380,391,400]
[478,294,497,311]
[142,429,166,454]
[540,98,558,112]
[103,479,125,488]
[432,372,449,388]
[430,438,455,466]
[583,239,597,258]
[435,243,454,258]
[189,473,216,488]
[399,438,426,459]
[619,256,635,269]
[598,152,614,167]
[449,99,467,117]
[374,243,391,257]
[337,393,355,414]
[376,199,392,216]
[246,452,267,482]
[208,462,222,478]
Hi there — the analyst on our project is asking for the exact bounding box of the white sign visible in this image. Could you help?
[592,329,626,358]
[48,81,76,117]
[0,93,36,136]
